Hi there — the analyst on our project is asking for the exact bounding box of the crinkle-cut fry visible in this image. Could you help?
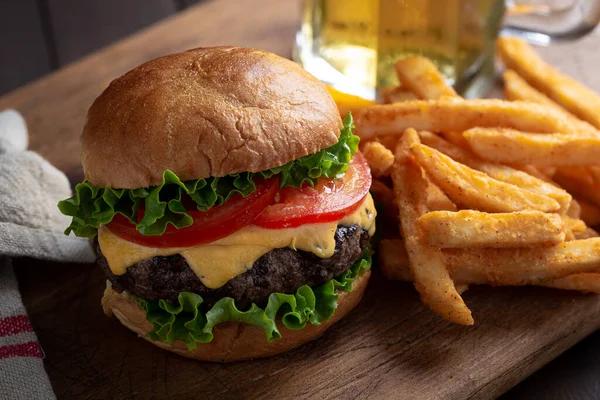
[378,239,412,282]
[394,56,458,100]
[380,86,419,104]
[554,168,600,208]
[381,238,600,291]
[410,143,561,213]
[576,228,600,240]
[351,99,581,140]
[444,238,600,285]
[497,37,600,130]
[418,132,571,214]
[503,70,597,134]
[362,142,394,177]
[540,274,600,293]
[392,129,473,325]
[578,197,600,227]
[418,210,565,248]
[425,179,457,212]
[463,128,600,167]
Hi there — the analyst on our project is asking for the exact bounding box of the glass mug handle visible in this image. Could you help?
[503,0,600,45]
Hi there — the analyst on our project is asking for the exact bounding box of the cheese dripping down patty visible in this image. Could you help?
[98,194,376,289]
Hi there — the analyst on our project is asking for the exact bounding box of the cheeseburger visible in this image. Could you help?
[58,47,376,362]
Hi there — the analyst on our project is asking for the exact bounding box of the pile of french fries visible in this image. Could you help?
[350,37,600,325]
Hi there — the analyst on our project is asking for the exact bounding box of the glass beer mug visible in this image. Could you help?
[293,0,600,99]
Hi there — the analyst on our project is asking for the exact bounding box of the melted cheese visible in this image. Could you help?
[98,193,376,289]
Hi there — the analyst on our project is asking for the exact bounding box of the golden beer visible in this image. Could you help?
[294,0,505,98]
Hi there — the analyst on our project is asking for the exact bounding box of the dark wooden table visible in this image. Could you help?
[1,0,600,398]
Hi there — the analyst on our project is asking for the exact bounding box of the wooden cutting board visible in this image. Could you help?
[3,0,600,398]
[15,260,600,399]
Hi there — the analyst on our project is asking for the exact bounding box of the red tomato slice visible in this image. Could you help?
[253,152,372,229]
[106,177,279,248]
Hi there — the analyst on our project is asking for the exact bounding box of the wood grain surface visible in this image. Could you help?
[3,0,600,398]
[14,260,600,400]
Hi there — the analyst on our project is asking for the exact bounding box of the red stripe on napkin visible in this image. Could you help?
[0,341,43,359]
[0,315,33,337]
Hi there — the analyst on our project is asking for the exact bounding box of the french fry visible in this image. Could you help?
[380,86,419,103]
[444,238,600,285]
[439,131,472,150]
[509,164,554,183]
[563,216,586,235]
[578,198,600,227]
[382,238,600,287]
[367,39,600,324]
[378,238,411,282]
[418,210,565,248]
[410,143,561,213]
[587,166,600,184]
[576,228,600,240]
[425,179,457,212]
[362,142,394,177]
[537,167,557,179]
[498,37,600,130]
[375,135,399,151]
[554,168,600,208]
[419,131,473,160]
[351,99,581,140]
[540,274,600,293]
[503,70,597,134]
[394,56,458,100]
[566,199,582,219]
[419,132,572,213]
[392,128,473,325]
[562,216,586,241]
[463,128,600,166]
[504,70,564,110]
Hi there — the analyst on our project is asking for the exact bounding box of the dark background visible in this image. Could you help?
[0,0,203,95]
[1,1,599,398]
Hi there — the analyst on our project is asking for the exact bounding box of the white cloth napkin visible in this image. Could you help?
[0,109,95,400]
[0,110,94,262]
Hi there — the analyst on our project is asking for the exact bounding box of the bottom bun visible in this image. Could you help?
[101,270,371,362]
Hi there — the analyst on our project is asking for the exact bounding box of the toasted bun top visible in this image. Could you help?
[82,47,342,188]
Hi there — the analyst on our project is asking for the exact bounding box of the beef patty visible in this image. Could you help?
[96,225,369,309]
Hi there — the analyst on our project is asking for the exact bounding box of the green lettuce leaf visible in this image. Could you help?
[58,114,358,237]
[136,249,371,350]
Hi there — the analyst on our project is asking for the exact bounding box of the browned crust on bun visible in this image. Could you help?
[101,270,370,362]
[82,46,342,188]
